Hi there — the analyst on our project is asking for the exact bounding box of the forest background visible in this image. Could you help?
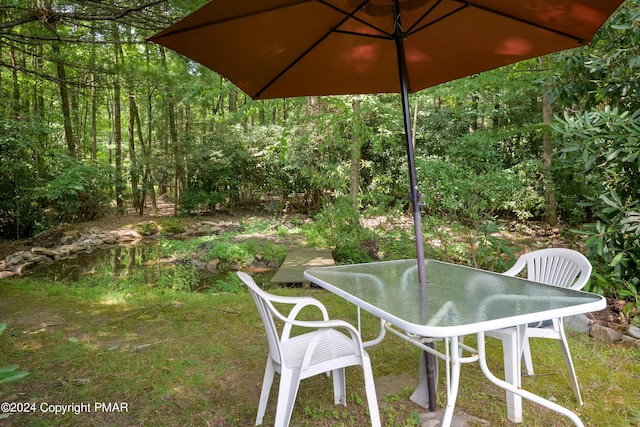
[1,0,640,311]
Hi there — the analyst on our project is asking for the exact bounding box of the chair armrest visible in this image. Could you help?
[502,257,527,277]
[266,293,330,318]
[263,294,331,339]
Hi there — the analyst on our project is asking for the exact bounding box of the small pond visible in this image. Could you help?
[24,242,276,292]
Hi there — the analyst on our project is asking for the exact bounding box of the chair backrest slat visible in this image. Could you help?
[239,272,284,365]
[521,248,592,290]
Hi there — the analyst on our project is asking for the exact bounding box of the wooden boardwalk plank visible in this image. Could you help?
[271,248,335,284]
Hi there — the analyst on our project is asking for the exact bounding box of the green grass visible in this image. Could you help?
[0,278,638,426]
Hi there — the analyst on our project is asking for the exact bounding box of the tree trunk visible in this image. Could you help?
[9,45,21,115]
[166,99,179,215]
[51,42,76,157]
[113,24,124,214]
[229,87,238,113]
[540,58,557,226]
[91,73,97,160]
[128,93,139,209]
[144,50,158,213]
[350,99,361,208]
[131,96,148,216]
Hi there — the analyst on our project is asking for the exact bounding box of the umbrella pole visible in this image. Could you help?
[393,0,436,412]
[392,9,426,287]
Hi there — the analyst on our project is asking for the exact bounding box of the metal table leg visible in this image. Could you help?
[476,331,585,427]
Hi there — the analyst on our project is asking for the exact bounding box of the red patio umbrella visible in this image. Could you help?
[149,0,623,411]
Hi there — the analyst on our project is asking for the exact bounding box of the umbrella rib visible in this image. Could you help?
[150,0,313,40]
[318,0,394,37]
[449,0,586,43]
[333,29,391,40]
[255,0,393,98]
[406,2,468,36]
[405,0,447,35]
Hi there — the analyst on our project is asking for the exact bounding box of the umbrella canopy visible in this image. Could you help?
[150,1,622,411]
[149,0,622,100]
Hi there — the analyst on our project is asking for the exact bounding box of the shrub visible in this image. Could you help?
[33,157,113,224]
[554,107,640,301]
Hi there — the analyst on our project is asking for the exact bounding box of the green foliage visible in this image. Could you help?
[134,221,160,236]
[0,117,113,238]
[579,2,640,111]
[182,123,268,213]
[555,107,640,300]
[204,241,253,270]
[179,189,224,215]
[159,218,186,234]
[201,238,286,271]
[0,117,51,239]
[417,158,523,222]
[0,323,28,384]
[157,264,200,292]
[208,273,244,294]
[33,156,114,224]
[310,197,380,264]
[467,221,516,271]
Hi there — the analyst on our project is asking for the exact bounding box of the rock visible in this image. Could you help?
[5,253,25,266]
[32,247,60,257]
[590,323,624,342]
[20,252,40,262]
[206,259,220,272]
[14,262,33,275]
[0,270,17,279]
[118,233,140,243]
[564,314,593,333]
[194,261,208,271]
[25,255,51,264]
[102,234,118,244]
[196,225,215,235]
[621,335,640,348]
[58,244,83,257]
[200,221,222,232]
[60,235,76,245]
[628,324,640,339]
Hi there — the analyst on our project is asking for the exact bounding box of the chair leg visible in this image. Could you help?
[521,337,535,376]
[361,354,381,427]
[274,369,301,427]
[256,360,275,426]
[332,368,347,405]
[557,331,583,405]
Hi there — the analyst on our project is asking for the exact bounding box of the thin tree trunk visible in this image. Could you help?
[144,49,158,213]
[128,93,139,209]
[167,99,179,215]
[113,24,124,214]
[132,95,150,216]
[350,99,361,208]
[51,42,76,157]
[9,45,21,114]
[540,57,557,226]
[91,73,97,160]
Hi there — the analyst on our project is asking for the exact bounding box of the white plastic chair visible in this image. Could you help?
[237,272,381,427]
[487,248,592,421]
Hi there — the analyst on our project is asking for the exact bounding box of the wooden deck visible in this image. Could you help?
[270,248,335,284]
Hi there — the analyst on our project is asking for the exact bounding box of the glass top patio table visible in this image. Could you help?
[304,259,605,338]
